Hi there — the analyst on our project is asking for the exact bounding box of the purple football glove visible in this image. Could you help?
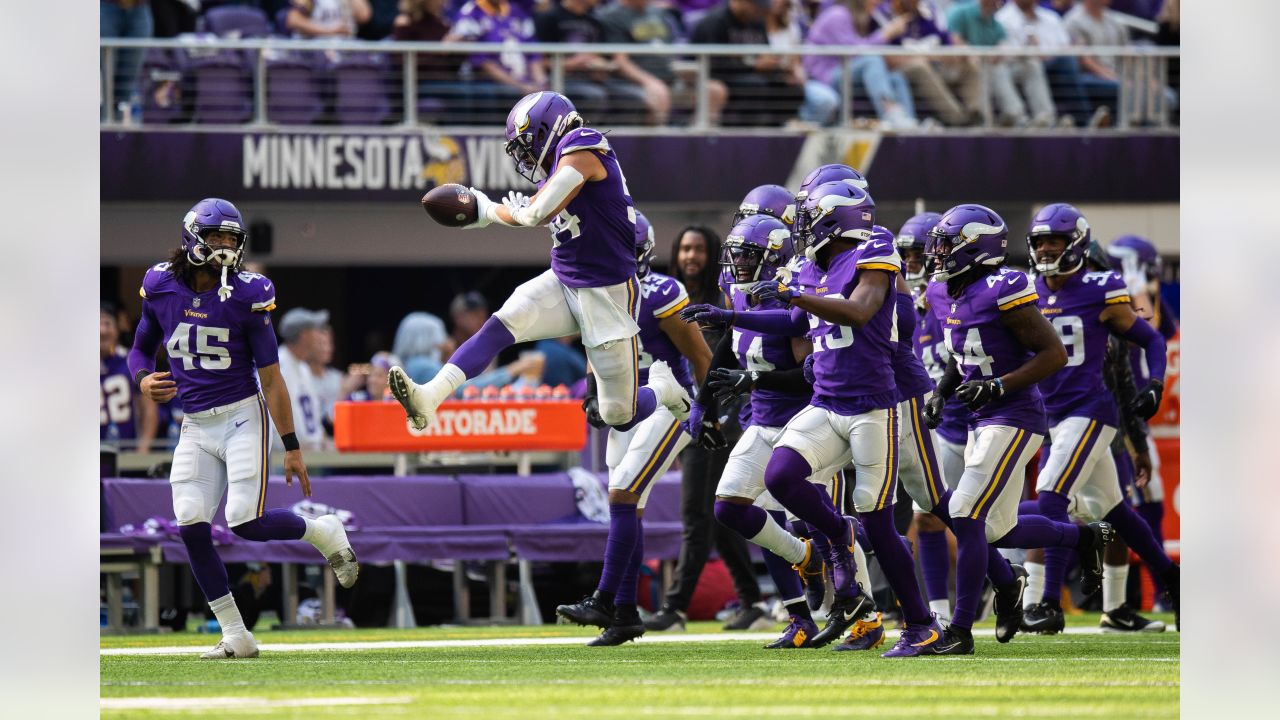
[678,303,735,329]
[749,278,799,305]
[681,402,727,450]
[802,353,816,385]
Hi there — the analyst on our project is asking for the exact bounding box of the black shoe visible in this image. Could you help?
[588,606,645,646]
[993,564,1028,644]
[643,604,687,632]
[926,624,975,655]
[1100,603,1166,633]
[792,538,828,611]
[1162,565,1179,630]
[1021,601,1065,635]
[556,591,614,630]
[723,604,772,631]
[808,591,876,648]
[1077,521,1116,596]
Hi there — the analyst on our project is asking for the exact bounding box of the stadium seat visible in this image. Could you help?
[329,51,394,126]
[186,48,254,124]
[199,5,273,39]
[266,51,325,125]
[138,48,187,124]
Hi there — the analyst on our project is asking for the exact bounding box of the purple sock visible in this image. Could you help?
[230,509,306,542]
[993,513,1081,549]
[862,506,930,625]
[611,387,658,432]
[950,516,989,630]
[450,316,516,378]
[986,547,1015,585]
[713,500,768,538]
[1104,502,1174,575]
[764,447,848,542]
[1018,499,1043,517]
[1135,501,1168,597]
[1034,492,1073,604]
[179,522,231,602]
[596,504,639,596]
[614,519,645,606]
[763,510,806,603]
[917,529,951,603]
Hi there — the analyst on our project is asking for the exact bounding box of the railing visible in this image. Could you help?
[101,38,1178,133]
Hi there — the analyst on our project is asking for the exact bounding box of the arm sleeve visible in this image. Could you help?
[126,303,163,381]
[1121,317,1167,383]
[753,366,812,394]
[246,312,281,370]
[1106,337,1149,450]
[694,333,737,407]
[731,307,808,336]
[935,356,962,399]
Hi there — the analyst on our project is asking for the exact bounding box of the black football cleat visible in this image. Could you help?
[643,604,688,632]
[926,624,975,655]
[1100,604,1165,633]
[808,591,876,648]
[1077,521,1116,596]
[556,591,614,630]
[587,606,645,647]
[1021,601,1066,635]
[992,564,1028,644]
[1162,565,1180,630]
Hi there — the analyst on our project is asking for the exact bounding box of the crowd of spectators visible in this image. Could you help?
[105,1,1178,128]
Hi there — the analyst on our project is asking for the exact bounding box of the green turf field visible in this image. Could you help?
[101,615,1179,719]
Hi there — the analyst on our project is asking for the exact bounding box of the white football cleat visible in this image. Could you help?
[646,360,691,422]
[387,366,436,433]
[200,632,259,660]
[314,515,360,589]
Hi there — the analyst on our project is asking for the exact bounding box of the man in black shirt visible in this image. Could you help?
[690,0,805,126]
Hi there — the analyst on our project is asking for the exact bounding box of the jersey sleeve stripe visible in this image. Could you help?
[1105,288,1130,299]
[856,261,901,273]
[1104,295,1132,305]
[997,293,1040,311]
[251,297,277,312]
[997,284,1037,306]
[561,141,610,155]
[654,296,690,319]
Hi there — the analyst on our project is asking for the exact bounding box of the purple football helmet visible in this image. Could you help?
[721,214,794,287]
[733,184,796,226]
[1107,234,1161,281]
[793,164,869,243]
[1027,203,1090,277]
[797,181,875,262]
[181,198,248,269]
[634,210,656,278]
[926,204,1008,281]
[895,211,943,285]
[504,91,582,183]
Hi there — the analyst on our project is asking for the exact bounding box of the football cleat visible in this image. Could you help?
[646,360,692,422]
[557,592,615,630]
[808,589,875,648]
[313,515,359,589]
[882,617,944,658]
[643,605,687,632]
[200,632,258,660]
[791,539,827,608]
[723,603,774,631]
[992,564,1028,644]
[388,366,437,433]
[1162,565,1180,630]
[827,517,861,599]
[587,607,644,646]
[925,624,974,655]
[1100,604,1166,633]
[1078,521,1116,596]
[764,615,818,649]
[1021,601,1066,635]
[834,612,885,652]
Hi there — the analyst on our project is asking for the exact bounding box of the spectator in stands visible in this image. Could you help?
[309,325,348,430]
[393,310,451,383]
[101,0,155,121]
[392,0,465,101]
[1063,0,1125,120]
[101,303,158,452]
[347,351,401,401]
[357,0,400,38]
[276,308,330,451]
[151,0,197,38]
[880,0,984,127]
[691,0,806,128]
[948,0,1056,126]
[804,0,919,129]
[764,0,839,127]
[674,0,722,35]
[1155,0,1179,101]
[449,0,547,123]
[287,0,373,38]
[534,0,665,126]
[997,0,1096,127]
[598,0,729,126]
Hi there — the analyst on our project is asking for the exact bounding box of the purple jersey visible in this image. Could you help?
[893,291,935,402]
[801,241,901,416]
[546,128,638,289]
[916,291,970,444]
[101,350,138,442]
[1036,270,1131,426]
[729,286,810,428]
[636,271,695,390]
[452,1,540,83]
[927,268,1047,434]
[134,264,281,414]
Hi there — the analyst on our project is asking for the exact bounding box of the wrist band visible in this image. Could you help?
[134,369,151,387]
[281,432,300,452]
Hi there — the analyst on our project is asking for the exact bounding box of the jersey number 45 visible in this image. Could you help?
[167,322,231,370]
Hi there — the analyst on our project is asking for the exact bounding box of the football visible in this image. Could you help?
[421,183,478,228]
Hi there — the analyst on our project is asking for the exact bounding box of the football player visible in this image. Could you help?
[921,204,1115,655]
[556,211,713,646]
[389,92,689,437]
[686,181,940,656]
[102,303,158,452]
[732,184,797,226]
[1017,205,1179,633]
[127,199,358,659]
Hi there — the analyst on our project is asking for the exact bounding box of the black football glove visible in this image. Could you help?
[922,393,946,429]
[681,402,727,450]
[707,367,757,403]
[955,378,1005,411]
[1129,380,1163,421]
[582,395,607,429]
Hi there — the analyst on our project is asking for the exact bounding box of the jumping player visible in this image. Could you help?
[127,198,358,659]
[388,92,690,435]
[921,203,1114,655]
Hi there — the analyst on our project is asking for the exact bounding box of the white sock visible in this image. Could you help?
[1102,562,1129,612]
[424,363,466,405]
[929,598,952,619]
[301,517,336,556]
[209,592,247,637]
[750,515,807,564]
[1024,561,1046,609]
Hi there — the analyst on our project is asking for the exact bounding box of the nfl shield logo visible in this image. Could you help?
[192,297,201,308]
[951,303,957,313]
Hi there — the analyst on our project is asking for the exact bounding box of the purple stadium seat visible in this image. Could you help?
[200,5,273,38]
[267,51,325,125]
[187,49,253,124]
[330,51,393,125]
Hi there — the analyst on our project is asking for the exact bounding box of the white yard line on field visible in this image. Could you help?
[100,696,412,710]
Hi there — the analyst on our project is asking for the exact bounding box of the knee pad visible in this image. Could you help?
[598,400,634,427]
[172,486,211,526]
[493,294,537,342]
[224,498,256,529]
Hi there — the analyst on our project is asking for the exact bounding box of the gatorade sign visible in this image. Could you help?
[333,401,587,452]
